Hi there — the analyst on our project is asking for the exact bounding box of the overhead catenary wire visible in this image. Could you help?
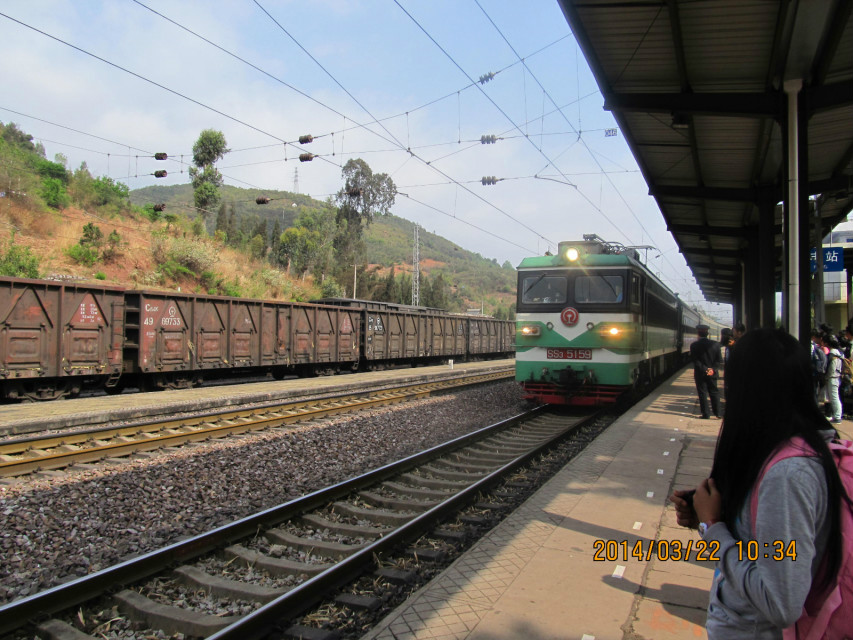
[3,4,587,257]
[2,5,704,301]
[473,0,692,293]
[392,0,630,251]
[253,0,556,252]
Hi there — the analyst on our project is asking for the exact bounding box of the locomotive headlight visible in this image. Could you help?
[519,324,541,337]
[565,246,580,262]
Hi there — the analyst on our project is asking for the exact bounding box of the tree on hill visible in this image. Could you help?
[333,159,396,283]
[276,205,336,278]
[189,129,229,218]
[1,122,44,156]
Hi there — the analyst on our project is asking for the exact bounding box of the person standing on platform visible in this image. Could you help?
[690,324,722,419]
[720,328,734,365]
[824,334,844,424]
[669,328,850,640]
[733,322,746,341]
[811,329,829,403]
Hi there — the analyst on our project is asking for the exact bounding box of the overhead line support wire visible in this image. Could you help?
[473,0,689,290]
[393,2,580,205]
[399,192,535,254]
[254,0,555,251]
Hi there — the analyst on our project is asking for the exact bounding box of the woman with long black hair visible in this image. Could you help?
[670,328,849,639]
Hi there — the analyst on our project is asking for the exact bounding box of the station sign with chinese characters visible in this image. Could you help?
[810,247,844,272]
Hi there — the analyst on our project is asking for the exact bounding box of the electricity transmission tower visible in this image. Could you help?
[412,224,420,306]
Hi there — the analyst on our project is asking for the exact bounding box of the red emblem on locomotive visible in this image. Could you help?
[561,307,579,326]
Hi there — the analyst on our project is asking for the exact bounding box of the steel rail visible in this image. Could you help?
[0,405,552,635]
[209,407,593,640]
[0,369,512,477]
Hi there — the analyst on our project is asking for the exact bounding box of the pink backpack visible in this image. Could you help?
[750,436,853,640]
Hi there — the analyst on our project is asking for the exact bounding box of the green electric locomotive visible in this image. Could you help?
[515,234,718,405]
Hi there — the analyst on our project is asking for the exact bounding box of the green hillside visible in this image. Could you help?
[0,118,515,317]
[129,184,517,316]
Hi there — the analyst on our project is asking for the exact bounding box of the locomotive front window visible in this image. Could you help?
[575,275,624,303]
[521,275,567,304]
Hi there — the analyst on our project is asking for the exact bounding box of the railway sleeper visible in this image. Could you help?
[264,528,368,560]
[223,545,333,577]
[375,567,417,585]
[335,592,383,612]
[283,623,342,640]
[331,501,416,526]
[396,472,470,491]
[298,513,387,539]
[36,619,97,640]
[416,464,488,482]
[429,458,500,473]
[406,547,447,563]
[469,441,529,455]
[445,447,509,463]
[449,449,515,464]
[489,434,546,447]
[173,564,286,604]
[431,527,468,543]
[380,480,452,500]
[114,589,240,637]
[356,490,438,512]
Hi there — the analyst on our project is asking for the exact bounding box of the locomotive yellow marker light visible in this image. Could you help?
[608,327,620,336]
[519,325,541,336]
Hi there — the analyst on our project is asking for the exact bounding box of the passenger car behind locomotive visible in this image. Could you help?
[0,276,514,401]
[515,235,720,406]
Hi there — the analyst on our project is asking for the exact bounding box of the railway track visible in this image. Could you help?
[0,406,600,639]
[0,368,512,478]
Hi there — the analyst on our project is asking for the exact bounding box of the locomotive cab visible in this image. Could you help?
[515,235,666,406]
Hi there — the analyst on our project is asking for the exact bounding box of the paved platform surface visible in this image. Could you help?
[0,359,513,435]
[364,368,852,640]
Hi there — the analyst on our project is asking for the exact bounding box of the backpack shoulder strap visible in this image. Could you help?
[749,437,816,536]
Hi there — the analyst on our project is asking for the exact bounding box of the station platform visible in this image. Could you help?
[0,359,514,436]
[364,367,852,640]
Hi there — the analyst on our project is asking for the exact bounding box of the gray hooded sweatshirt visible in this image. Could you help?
[703,451,831,639]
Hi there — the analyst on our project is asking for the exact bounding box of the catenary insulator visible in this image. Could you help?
[481,176,497,186]
[154,152,168,160]
[153,203,166,212]
[298,135,314,144]
[154,170,167,178]
[256,196,270,205]
[480,134,497,144]
[299,153,314,162]
[478,71,495,85]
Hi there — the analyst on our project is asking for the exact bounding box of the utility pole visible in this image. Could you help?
[412,224,420,306]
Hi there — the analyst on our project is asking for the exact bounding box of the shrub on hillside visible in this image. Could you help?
[66,243,99,266]
[40,177,70,209]
[0,237,40,278]
[152,235,217,275]
[320,279,344,298]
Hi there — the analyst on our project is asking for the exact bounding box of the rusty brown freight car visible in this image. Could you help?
[0,276,124,400]
[1,277,512,401]
[315,298,513,367]
[121,290,362,390]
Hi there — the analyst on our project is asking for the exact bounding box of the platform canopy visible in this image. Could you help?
[558,0,853,328]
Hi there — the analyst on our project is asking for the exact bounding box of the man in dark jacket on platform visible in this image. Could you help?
[690,324,722,419]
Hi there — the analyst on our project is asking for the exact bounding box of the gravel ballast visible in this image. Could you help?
[0,382,526,605]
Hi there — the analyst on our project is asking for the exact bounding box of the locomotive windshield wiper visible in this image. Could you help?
[601,276,621,301]
[523,274,547,296]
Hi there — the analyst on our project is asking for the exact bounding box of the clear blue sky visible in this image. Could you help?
[0,0,731,322]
